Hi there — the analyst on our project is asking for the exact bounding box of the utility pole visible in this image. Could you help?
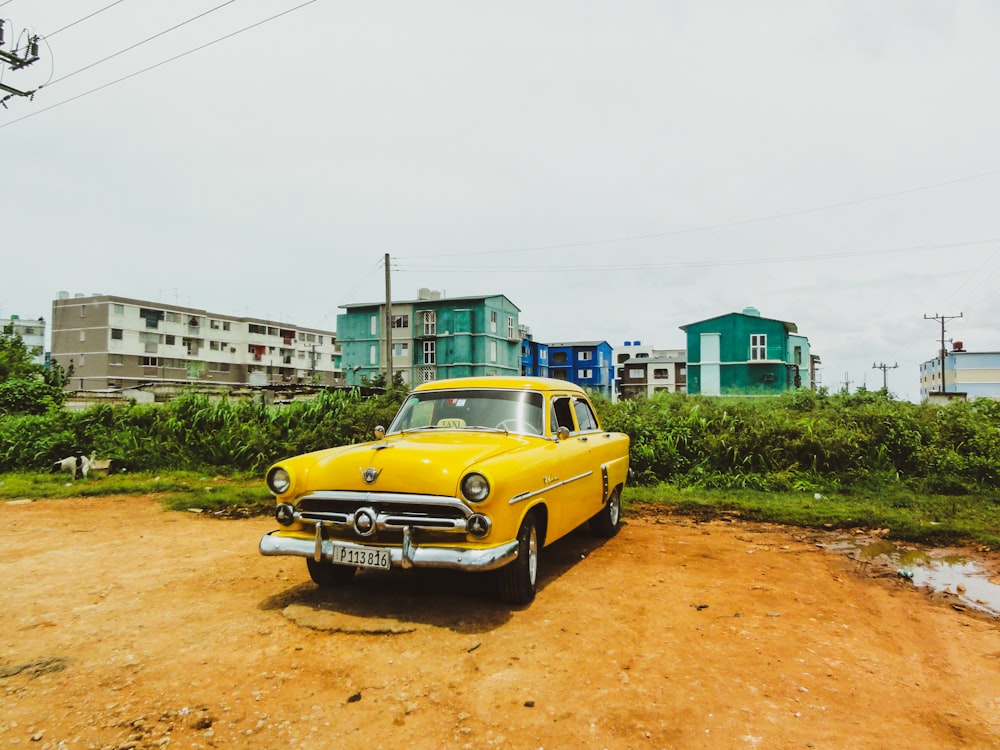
[0,21,41,106]
[924,312,962,394]
[872,361,898,391]
[384,253,393,388]
[840,372,852,393]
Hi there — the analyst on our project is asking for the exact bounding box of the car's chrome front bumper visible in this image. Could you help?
[259,524,519,572]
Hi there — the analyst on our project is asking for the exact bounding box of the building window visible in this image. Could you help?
[628,368,644,378]
[507,316,515,339]
[79,331,86,342]
[750,334,767,361]
[423,340,436,365]
[653,368,671,380]
[391,314,409,329]
[141,356,159,367]
[109,354,123,366]
[392,342,409,357]
[111,303,124,315]
[552,352,568,364]
[579,351,593,362]
[423,311,436,335]
[578,368,593,379]
[210,319,220,329]
[370,315,378,336]
[490,311,497,333]
[490,341,498,362]
[110,328,123,340]
[369,344,377,365]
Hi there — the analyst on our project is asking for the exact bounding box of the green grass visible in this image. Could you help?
[4,471,998,550]
[623,484,1000,550]
[0,471,273,514]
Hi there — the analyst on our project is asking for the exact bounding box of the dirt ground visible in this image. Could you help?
[2,496,999,750]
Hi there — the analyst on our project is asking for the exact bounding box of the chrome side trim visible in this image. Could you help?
[260,530,519,572]
[508,470,593,505]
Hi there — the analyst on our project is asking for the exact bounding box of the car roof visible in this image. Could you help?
[411,376,588,397]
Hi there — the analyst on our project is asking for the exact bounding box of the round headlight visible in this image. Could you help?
[461,472,490,503]
[267,466,291,495]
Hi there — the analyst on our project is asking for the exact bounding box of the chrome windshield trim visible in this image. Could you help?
[508,470,593,505]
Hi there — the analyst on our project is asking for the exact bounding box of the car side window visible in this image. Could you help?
[573,398,599,432]
[551,397,575,433]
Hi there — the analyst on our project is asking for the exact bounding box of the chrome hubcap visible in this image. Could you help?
[527,526,538,585]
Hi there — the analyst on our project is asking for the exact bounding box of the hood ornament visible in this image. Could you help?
[361,467,382,484]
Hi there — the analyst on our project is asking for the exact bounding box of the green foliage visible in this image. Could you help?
[598,389,1000,492]
[0,323,66,415]
[0,386,406,474]
[0,323,41,381]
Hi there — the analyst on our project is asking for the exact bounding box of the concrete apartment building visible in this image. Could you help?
[1,314,46,366]
[616,342,687,398]
[51,293,341,391]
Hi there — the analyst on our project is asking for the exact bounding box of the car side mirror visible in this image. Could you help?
[556,426,570,441]
[374,425,385,439]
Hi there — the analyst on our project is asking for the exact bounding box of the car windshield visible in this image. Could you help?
[388,388,546,436]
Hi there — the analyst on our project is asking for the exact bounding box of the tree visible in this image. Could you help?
[0,323,42,381]
[0,323,66,413]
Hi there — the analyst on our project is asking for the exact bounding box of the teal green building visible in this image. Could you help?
[337,291,522,386]
[681,307,818,395]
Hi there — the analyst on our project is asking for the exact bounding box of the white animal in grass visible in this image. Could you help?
[52,452,95,480]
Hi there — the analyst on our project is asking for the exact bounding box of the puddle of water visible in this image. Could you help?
[844,538,1000,618]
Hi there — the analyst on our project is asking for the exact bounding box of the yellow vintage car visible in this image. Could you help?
[259,376,630,605]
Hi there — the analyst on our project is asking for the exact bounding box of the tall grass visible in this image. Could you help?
[3,386,1000,498]
[0,388,404,474]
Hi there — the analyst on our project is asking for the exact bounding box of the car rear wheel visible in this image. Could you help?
[307,558,356,587]
[589,487,622,538]
[498,512,539,605]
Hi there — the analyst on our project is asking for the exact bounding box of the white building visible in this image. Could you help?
[919,342,1000,401]
[1,314,46,366]
[615,342,688,398]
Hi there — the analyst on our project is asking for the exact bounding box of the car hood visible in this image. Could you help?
[286,431,535,497]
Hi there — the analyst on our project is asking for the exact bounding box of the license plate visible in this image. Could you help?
[330,543,391,570]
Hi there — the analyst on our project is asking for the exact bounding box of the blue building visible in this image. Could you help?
[546,340,615,399]
[519,325,549,377]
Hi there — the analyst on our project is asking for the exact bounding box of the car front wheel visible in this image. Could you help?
[498,513,539,606]
[307,558,356,587]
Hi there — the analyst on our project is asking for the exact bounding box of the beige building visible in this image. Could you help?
[51,293,341,391]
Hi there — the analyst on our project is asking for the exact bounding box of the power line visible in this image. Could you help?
[0,0,317,130]
[392,237,1000,274]
[41,0,240,89]
[396,169,1000,260]
[44,0,130,39]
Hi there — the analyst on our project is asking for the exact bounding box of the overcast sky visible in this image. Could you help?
[3,1,999,400]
